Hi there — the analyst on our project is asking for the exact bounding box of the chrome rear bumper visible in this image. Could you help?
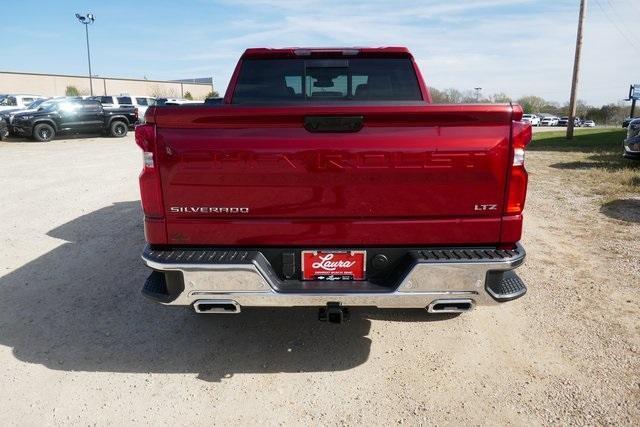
[141,244,526,309]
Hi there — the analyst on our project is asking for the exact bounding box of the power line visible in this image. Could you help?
[604,0,640,43]
[623,0,640,15]
[594,0,640,53]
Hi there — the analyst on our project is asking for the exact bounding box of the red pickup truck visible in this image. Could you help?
[135,47,531,323]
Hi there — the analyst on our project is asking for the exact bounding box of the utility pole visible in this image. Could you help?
[567,0,586,139]
[75,13,96,96]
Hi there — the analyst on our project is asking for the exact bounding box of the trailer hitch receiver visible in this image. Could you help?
[319,302,350,324]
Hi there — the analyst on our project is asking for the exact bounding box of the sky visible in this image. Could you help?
[2,0,639,106]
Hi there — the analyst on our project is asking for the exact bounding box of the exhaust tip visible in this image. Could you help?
[427,299,474,314]
[194,299,241,314]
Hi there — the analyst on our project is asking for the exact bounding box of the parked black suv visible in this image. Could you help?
[10,98,138,142]
[0,116,8,141]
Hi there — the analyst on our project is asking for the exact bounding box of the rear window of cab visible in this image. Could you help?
[232,58,422,104]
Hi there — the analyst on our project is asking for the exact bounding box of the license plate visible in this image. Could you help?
[301,250,366,281]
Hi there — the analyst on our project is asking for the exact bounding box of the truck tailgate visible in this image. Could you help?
[153,104,515,246]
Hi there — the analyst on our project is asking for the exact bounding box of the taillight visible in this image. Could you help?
[504,120,532,215]
[135,123,164,219]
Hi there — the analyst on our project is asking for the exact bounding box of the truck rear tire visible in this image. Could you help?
[32,123,55,142]
[109,121,128,138]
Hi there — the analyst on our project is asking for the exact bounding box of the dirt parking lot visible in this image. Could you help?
[0,132,638,425]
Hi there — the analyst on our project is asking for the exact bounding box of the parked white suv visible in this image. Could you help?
[522,114,541,126]
[130,96,157,119]
[91,95,136,108]
[91,95,156,121]
[540,116,559,126]
[0,94,46,112]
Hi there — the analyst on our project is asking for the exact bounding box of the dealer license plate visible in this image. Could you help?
[301,250,366,281]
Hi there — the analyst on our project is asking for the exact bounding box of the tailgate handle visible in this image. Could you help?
[304,116,363,133]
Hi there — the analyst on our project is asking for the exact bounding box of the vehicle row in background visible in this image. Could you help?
[1,93,204,125]
[523,113,596,127]
[0,94,207,142]
[5,98,138,142]
[0,94,46,112]
[1,96,74,130]
[91,95,157,118]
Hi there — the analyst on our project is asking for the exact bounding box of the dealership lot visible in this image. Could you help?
[0,135,638,424]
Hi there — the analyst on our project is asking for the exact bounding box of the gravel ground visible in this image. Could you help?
[0,134,638,425]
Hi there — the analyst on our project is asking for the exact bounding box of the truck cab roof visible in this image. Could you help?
[241,47,413,59]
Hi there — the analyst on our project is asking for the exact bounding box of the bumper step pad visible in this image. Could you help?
[418,246,523,262]
[143,247,254,265]
[142,270,172,303]
[486,271,527,302]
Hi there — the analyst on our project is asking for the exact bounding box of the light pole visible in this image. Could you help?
[75,13,95,96]
[474,87,482,102]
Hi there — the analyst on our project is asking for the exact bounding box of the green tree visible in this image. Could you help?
[540,102,561,116]
[205,90,220,99]
[431,87,509,104]
[65,86,80,96]
[183,91,193,100]
[558,99,590,119]
[461,89,480,103]
[491,92,512,103]
[425,88,624,123]
[516,95,547,114]
[429,88,445,103]
[575,100,590,118]
[585,103,628,125]
[430,88,464,104]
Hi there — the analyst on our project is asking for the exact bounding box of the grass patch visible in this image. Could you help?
[529,127,640,201]
[529,128,626,152]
